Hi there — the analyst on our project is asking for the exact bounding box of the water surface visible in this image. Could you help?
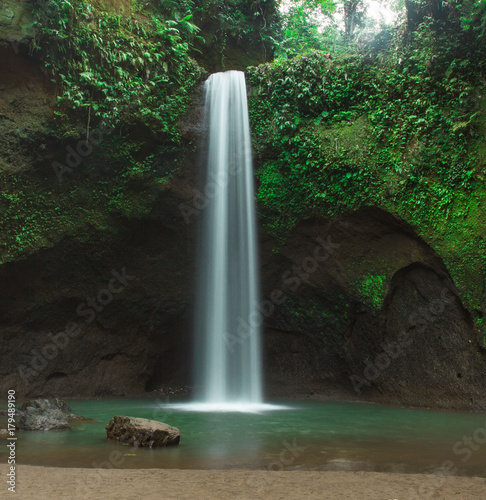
[1,399,485,476]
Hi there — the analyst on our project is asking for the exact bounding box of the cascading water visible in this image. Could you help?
[194,70,263,409]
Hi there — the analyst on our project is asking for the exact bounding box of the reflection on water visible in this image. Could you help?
[0,399,485,476]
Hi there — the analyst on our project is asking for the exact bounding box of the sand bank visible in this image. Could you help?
[2,465,486,499]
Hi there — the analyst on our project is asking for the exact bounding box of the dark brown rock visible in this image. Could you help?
[106,416,180,448]
[261,207,486,410]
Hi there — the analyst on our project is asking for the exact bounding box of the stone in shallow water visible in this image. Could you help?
[16,398,89,431]
[17,408,71,431]
[106,416,180,448]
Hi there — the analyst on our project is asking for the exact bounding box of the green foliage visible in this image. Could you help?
[247,50,377,238]
[273,0,337,57]
[477,318,486,350]
[184,0,280,69]
[32,0,204,139]
[0,131,179,263]
[459,0,486,36]
[0,172,104,263]
[0,0,207,264]
[247,16,486,310]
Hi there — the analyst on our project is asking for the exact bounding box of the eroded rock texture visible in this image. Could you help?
[106,416,180,447]
[261,208,486,410]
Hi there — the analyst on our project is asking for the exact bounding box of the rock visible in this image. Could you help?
[106,416,180,448]
[19,398,86,419]
[17,408,71,431]
[0,0,34,43]
[19,398,71,413]
[16,398,88,430]
[0,429,8,439]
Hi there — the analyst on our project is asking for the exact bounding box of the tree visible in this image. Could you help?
[343,0,366,39]
[275,0,336,56]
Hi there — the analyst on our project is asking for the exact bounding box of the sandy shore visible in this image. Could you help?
[2,465,486,499]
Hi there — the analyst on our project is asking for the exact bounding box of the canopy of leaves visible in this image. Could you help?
[247,12,486,317]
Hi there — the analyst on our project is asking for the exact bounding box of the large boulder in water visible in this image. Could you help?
[17,408,71,431]
[105,416,180,447]
[17,398,88,430]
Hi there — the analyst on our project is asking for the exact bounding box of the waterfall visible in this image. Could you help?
[194,70,263,406]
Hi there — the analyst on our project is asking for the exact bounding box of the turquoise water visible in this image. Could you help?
[1,399,486,476]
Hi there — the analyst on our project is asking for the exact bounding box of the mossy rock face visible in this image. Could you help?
[0,0,34,43]
[248,49,486,405]
[0,54,202,400]
[260,208,486,410]
[247,47,486,319]
[0,0,205,399]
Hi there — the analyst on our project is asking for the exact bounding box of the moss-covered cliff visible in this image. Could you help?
[0,0,485,408]
[0,0,278,265]
[0,0,280,398]
[243,15,486,408]
[247,20,486,342]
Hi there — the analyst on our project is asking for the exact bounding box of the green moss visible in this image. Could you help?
[0,128,186,264]
[356,274,388,312]
[247,34,486,312]
[317,115,372,162]
[475,318,486,350]
[0,0,206,264]
[32,0,204,138]
[0,173,109,264]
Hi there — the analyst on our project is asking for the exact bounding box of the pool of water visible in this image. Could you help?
[1,398,485,476]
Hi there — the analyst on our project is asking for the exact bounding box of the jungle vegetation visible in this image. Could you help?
[1,0,486,345]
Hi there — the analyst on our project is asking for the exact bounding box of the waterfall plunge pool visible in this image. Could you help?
[1,399,486,477]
